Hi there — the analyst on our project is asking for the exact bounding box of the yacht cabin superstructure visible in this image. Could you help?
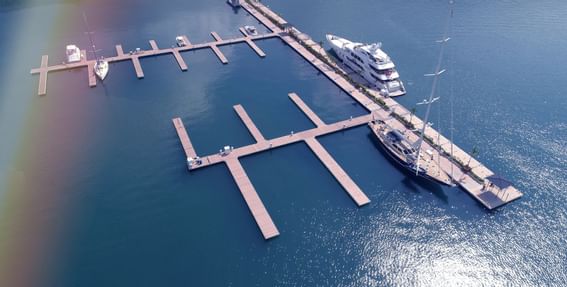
[326,34,406,96]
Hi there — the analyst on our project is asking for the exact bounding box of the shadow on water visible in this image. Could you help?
[230,5,240,15]
[366,132,448,203]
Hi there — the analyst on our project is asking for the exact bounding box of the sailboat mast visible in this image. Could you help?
[83,13,100,63]
[414,2,454,175]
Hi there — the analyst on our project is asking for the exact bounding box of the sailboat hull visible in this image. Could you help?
[94,61,109,81]
[369,122,453,186]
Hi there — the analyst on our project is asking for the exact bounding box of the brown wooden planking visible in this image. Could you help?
[131,56,144,78]
[233,105,266,143]
[181,35,192,47]
[288,93,325,127]
[87,61,97,87]
[149,40,159,50]
[304,138,370,206]
[239,27,266,57]
[210,45,228,64]
[189,112,373,170]
[225,158,279,240]
[30,32,278,94]
[37,55,49,96]
[115,44,125,56]
[211,31,223,42]
[172,50,188,71]
[172,117,197,159]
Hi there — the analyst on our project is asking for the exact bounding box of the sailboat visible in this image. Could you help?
[83,13,109,81]
[368,2,454,186]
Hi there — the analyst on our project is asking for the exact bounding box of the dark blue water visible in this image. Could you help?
[1,0,566,286]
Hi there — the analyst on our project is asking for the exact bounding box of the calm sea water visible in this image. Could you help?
[1,0,566,286]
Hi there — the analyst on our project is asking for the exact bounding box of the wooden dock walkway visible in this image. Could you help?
[288,92,325,127]
[37,55,48,96]
[240,0,523,209]
[131,56,144,78]
[30,30,278,95]
[172,50,188,71]
[239,28,266,57]
[149,40,159,51]
[87,61,96,87]
[234,105,266,143]
[173,93,371,238]
[305,138,370,206]
[225,157,279,240]
[172,117,197,159]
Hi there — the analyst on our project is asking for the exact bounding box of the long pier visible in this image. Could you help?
[240,0,522,209]
[30,29,277,95]
[173,93,370,239]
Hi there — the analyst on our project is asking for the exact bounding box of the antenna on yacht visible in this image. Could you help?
[414,1,454,176]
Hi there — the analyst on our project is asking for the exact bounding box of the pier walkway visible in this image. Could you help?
[172,93,370,239]
[31,29,278,95]
[240,0,522,209]
[172,117,197,159]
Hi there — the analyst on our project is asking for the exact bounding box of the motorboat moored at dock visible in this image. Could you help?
[66,45,81,63]
[244,25,258,36]
[176,36,188,47]
[94,58,108,80]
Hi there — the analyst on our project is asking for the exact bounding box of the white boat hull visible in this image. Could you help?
[94,60,109,81]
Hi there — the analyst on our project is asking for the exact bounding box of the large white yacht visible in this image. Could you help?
[326,34,406,96]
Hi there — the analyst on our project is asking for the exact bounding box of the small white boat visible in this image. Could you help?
[176,36,188,47]
[244,25,258,36]
[94,58,109,81]
[66,45,81,63]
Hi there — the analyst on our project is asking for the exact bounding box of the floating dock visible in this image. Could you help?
[172,117,197,159]
[239,28,266,57]
[225,157,280,239]
[173,93,371,239]
[234,105,266,143]
[30,30,278,95]
[305,138,370,206]
[239,0,522,209]
[37,55,48,96]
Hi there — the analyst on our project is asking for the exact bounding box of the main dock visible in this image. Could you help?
[30,29,276,96]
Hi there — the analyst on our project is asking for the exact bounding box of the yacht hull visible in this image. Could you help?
[369,121,453,186]
[326,34,406,96]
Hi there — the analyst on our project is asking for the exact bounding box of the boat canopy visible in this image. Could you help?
[388,130,405,142]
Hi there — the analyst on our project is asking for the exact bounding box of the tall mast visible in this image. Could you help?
[83,12,100,63]
[414,1,454,175]
[448,6,455,180]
